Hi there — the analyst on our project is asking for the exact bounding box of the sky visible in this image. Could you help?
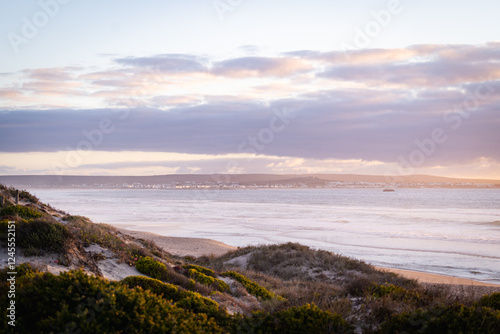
[0,0,499,179]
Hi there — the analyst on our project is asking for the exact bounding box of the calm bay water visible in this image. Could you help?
[30,187,500,284]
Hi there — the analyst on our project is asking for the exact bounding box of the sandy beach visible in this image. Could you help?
[118,228,500,288]
[374,266,500,287]
[117,228,238,257]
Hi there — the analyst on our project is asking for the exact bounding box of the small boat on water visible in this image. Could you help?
[383,189,395,192]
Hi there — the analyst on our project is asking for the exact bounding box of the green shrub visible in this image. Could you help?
[222,271,278,300]
[136,256,168,280]
[231,304,352,334]
[0,263,38,282]
[379,303,500,334]
[0,205,42,219]
[184,265,230,292]
[344,276,373,296]
[478,293,500,311]
[15,219,71,255]
[214,278,231,293]
[175,294,222,320]
[121,276,225,323]
[0,195,9,208]
[183,264,215,277]
[122,275,180,300]
[274,303,352,333]
[0,219,11,237]
[189,268,216,286]
[135,257,210,294]
[0,270,224,333]
[368,283,423,303]
[18,190,39,203]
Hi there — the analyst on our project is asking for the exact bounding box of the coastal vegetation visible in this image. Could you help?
[0,267,223,333]
[221,271,280,301]
[1,185,499,333]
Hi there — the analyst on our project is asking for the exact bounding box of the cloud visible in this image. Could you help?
[115,54,208,73]
[0,89,23,99]
[1,84,498,167]
[1,43,499,174]
[315,44,500,87]
[319,59,500,87]
[24,67,78,81]
[2,43,500,109]
[211,57,311,78]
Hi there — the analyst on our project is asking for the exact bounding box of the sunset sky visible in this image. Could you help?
[1,0,499,178]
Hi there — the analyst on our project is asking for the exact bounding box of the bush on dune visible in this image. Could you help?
[189,268,215,285]
[222,271,280,301]
[213,277,231,293]
[232,303,353,334]
[378,303,500,334]
[136,256,168,280]
[18,219,71,253]
[0,270,224,334]
[66,215,130,250]
[0,205,42,219]
[183,265,230,292]
[135,256,211,294]
[0,218,71,255]
[121,276,225,321]
[0,263,38,283]
[0,185,39,204]
[66,215,164,264]
[217,242,417,293]
[183,264,216,277]
[478,292,500,311]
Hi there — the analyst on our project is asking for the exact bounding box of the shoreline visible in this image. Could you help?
[373,266,500,288]
[116,227,500,288]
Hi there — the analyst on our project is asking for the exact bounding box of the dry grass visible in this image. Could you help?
[210,242,417,291]
[204,242,500,331]
[65,215,171,265]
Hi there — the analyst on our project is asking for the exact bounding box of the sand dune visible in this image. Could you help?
[117,228,500,287]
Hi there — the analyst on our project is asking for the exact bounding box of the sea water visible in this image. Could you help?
[29,188,500,284]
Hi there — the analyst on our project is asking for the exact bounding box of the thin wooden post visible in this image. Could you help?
[15,190,19,205]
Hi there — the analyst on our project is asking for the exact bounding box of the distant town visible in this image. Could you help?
[0,174,499,189]
[76,181,498,189]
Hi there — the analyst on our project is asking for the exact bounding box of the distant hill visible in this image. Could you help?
[0,173,499,188]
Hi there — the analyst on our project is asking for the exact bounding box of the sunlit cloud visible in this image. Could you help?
[211,57,312,78]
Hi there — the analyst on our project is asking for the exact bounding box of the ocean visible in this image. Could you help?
[29,187,500,284]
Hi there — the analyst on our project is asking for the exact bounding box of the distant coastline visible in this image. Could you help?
[1,173,499,189]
